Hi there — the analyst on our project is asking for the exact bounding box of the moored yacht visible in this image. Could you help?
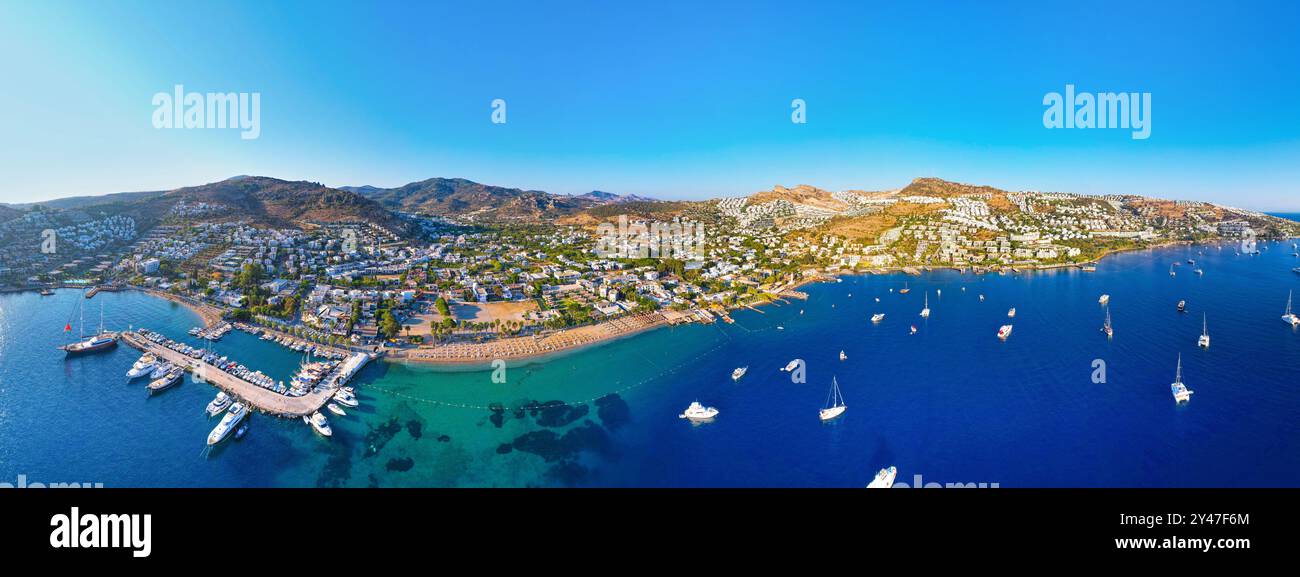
[919,292,930,318]
[147,366,184,394]
[126,354,157,379]
[1198,313,1210,348]
[998,324,1013,340]
[205,392,232,417]
[1284,290,1300,326]
[818,376,846,422]
[1102,305,1113,338]
[867,466,897,488]
[326,403,347,417]
[731,366,748,381]
[304,411,332,437]
[839,350,847,361]
[1007,307,1016,318]
[781,359,800,372]
[679,401,719,421]
[871,313,885,323]
[207,403,247,445]
[332,389,359,408]
[1098,294,1110,305]
[1170,354,1193,403]
[1177,300,1186,312]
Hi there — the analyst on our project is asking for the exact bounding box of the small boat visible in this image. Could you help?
[1198,313,1210,348]
[1169,264,1176,277]
[1007,307,1016,318]
[207,403,247,445]
[1177,300,1186,313]
[1170,354,1193,403]
[839,350,847,361]
[776,325,784,330]
[867,466,897,488]
[326,403,347,417]
[39,288,54,296]
[1102,305,1113,338]
[998,324,1013,340]
[978,294,985,302]
[731,366,748,381]
[1194,268,1204,276]
[871,313,885,323]
[781,359,801,372]
[205,391,232,417]
[819,376,847,422]
[919,292,931,318]
[149,362,173,380]
[679,401,719,421]
[1187,259,1196,265]
[126,353,157,379]
[332,389,359,407]
[234,421,249,440]
[899,282,911,295]
[1098,294,1110,305]
[305,411,333,437]
[1284,291,1300,326]
[909,325,917,335]
[1081,265,1097,272]
[148,367,184,394]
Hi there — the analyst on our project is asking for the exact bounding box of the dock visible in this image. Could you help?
[123,331,369,418]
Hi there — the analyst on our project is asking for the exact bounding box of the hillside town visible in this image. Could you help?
[2,180,1297,360]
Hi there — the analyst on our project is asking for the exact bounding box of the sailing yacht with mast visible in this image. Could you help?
[919,292,930,318]
[1170,354,1193,403]
[1198,314,1210,348]
[59,298,118,355]
[1102,305,1113,338]
[1284,291,1300,326]
[819,376,847,421]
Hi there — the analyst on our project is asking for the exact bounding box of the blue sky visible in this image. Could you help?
[2,0,1298,209]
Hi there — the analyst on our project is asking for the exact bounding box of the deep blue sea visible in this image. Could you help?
[3,239,1300,487]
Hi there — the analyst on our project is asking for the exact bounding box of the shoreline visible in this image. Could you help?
[128,237,1266,367]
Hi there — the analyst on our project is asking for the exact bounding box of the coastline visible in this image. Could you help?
[128,237,1263,368]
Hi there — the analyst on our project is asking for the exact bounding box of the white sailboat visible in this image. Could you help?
[1170,354,1193,403]
[819,376,846,421]
[919,292,930,318]
[1198,313,1210,348]
[1284,290,1300,326]
[1102,305,1113,338]
[839,350,847,361]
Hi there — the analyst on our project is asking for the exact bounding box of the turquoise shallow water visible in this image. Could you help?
[2,239,1300,487]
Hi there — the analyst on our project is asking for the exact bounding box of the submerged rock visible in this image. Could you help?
[595,394,631,431]
[386,457,415,472]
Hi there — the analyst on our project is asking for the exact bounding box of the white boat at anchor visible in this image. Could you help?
[1198,314,1210,348]
[781,359,801,372]
[326,403,347,417]
[332,389,359,408]
[867,466,897,488]
[1284,291,1300,326]
[206,402,247,445]
[126,353,157,379]
[998,324,1013,340]
[919,292,931,318]
[679,401,719,422]
[1007,307,1016,318]
[1098,294,1110,305]
[871,313,885,323]
[819,376,847,422]
[1170,354,1193,403]
[304,411,333,437]
[731,366,748,381]
[205,391,232,417]
[839,350,847,361]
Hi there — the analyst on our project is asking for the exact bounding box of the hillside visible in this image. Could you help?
[346,178,660,221]
[164,176,415,234]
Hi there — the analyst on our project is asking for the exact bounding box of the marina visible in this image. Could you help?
[122,329,371,418]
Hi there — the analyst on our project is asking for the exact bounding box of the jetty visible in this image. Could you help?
[122,330,370,417]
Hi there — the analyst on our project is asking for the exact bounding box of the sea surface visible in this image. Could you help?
[3,239,1300,487]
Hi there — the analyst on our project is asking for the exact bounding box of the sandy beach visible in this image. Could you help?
[398,312,669,364]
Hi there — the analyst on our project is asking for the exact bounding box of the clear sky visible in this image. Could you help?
[2,0,1298,209]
